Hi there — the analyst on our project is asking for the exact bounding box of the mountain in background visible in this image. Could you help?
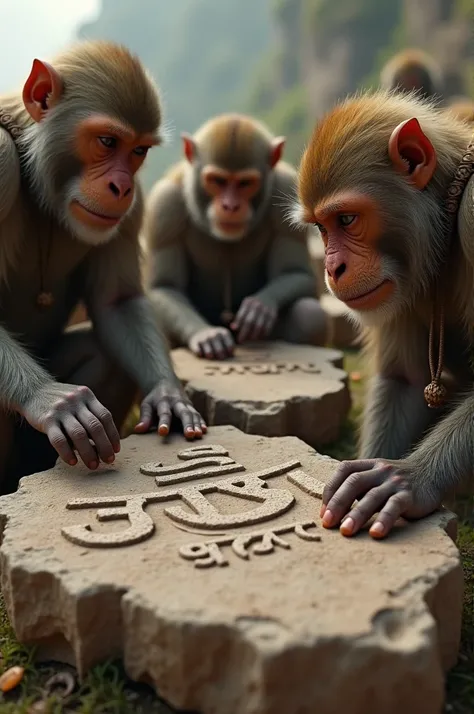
[78,0,272,188]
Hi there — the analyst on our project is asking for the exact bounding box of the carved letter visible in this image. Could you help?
[62,496,154,548]
[287,470,325,500]
[179,542,228,568]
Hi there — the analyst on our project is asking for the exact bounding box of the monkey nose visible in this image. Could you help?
[325,258,347,282]
[108,180,132,200]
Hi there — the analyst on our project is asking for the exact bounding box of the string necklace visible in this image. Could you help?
[424,133,474,408]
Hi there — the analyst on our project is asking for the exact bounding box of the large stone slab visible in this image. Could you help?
[0,426,462,714]
[172,341,351,447]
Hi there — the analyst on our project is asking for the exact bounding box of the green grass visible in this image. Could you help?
[0,349,472,712]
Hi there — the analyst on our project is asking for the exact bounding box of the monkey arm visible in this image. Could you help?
[85,232,180,396]
[143,177,210,344]
[0,128,21,220]
[255,232,316,310]
[255,164,316,310]
[359,322,435,460]
[0,325,53,410]
[147,243,209,344]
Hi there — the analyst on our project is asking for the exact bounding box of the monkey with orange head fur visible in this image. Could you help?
[294,90,473,539]
[0,41,206,492]
[143,114,326,361]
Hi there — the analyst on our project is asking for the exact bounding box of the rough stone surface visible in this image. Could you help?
[320,294,360,349]
[172,341,351,447]
[0,426,462,714]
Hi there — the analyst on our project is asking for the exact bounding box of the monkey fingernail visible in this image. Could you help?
[68,459,77,466]
[158,424,169,436]
[106,456,115,464]
[322,509,334,528]
[370,522,385,537]
[340,517,355,535]
[89,461,98,470]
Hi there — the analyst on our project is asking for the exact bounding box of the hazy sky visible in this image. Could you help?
[0,0,100,93]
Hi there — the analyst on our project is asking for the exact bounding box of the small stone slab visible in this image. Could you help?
[172,341,351,447]
[320,294,361,348]
[0,426,462,714]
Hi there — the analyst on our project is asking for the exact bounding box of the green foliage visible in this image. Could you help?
[78,0,272,189]
[260,85,311,165]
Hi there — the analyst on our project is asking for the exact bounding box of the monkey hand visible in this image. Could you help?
[188,327,235,360]
[19,382,121,470]
[231,296,277,344]
[135,380,207,440]
[320,458,443,540]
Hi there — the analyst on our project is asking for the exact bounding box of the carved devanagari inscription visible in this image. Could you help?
[61,444,326,556]
[179,520,321,568]
[203,362,322,376]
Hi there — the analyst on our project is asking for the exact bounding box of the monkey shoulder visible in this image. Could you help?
[0,126,21,221]
[144,169,188,251]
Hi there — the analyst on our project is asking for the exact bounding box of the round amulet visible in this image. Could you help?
[424,381,447,408]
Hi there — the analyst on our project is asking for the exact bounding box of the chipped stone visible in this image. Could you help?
[0,426,463,714]
[320,294,361,349]
[172,341,351,447]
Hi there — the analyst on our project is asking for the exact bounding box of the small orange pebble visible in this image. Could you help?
[0,665,25,692]
[350,371,362,382]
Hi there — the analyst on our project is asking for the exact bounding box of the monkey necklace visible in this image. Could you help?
[424,132,474,409]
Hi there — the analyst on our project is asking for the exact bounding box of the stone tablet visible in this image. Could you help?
[0,426,462,714]
[172,341,350,447]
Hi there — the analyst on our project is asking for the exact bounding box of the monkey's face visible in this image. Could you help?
[200,166,262,241]
[58,115,156,245]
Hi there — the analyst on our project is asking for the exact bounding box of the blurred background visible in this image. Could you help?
[1,0,472,189]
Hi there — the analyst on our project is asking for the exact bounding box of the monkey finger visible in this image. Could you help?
[173,401,197,439]
[211,335,227,360]
[61,415,99,470]
[338,478,406,537]
[190,409,204,438]
[47,424,77,466]
[155,401,172,436]
[199,339,215,360]
[322,466,392,529]
[135,401,154,434]
[221,331,235,356]
[77,405,116,464]
[368,490,414,539]
[86,396,121,453]
[321,459,380,514]
[238,310,258,344]
[261,311,276,338]
[231,300,252,331]
[249,311,267,341]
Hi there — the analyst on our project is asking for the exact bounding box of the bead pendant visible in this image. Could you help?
[424,380,447,409]
[36,291,54,309]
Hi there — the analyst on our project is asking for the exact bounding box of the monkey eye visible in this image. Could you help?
[313,222,326,234]
[98,136,117,149]
[133,145,150,156]
[238,179,252,188]
[339,214,357,227]
[212,176,227,187]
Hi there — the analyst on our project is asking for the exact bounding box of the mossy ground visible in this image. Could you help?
[0,349,472,713]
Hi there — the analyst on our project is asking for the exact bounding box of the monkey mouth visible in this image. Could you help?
[71,200,122,228]
[216,220,247,233]
[343,279,394,310]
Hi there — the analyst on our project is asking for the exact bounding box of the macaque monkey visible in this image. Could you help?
[446,96,474,125]
[294,90,473,539]
[380,49,444,101]
[0,41,206,493]
[143,114,326,360]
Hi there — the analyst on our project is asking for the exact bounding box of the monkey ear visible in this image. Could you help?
[388,118,437,189]
[22,59,63,123]
[181,132,197,163]
[269,136,286,167]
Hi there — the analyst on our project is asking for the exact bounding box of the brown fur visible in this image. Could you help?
[297,90,474,503]
[0,40,189,488]
[446,97,474,125]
